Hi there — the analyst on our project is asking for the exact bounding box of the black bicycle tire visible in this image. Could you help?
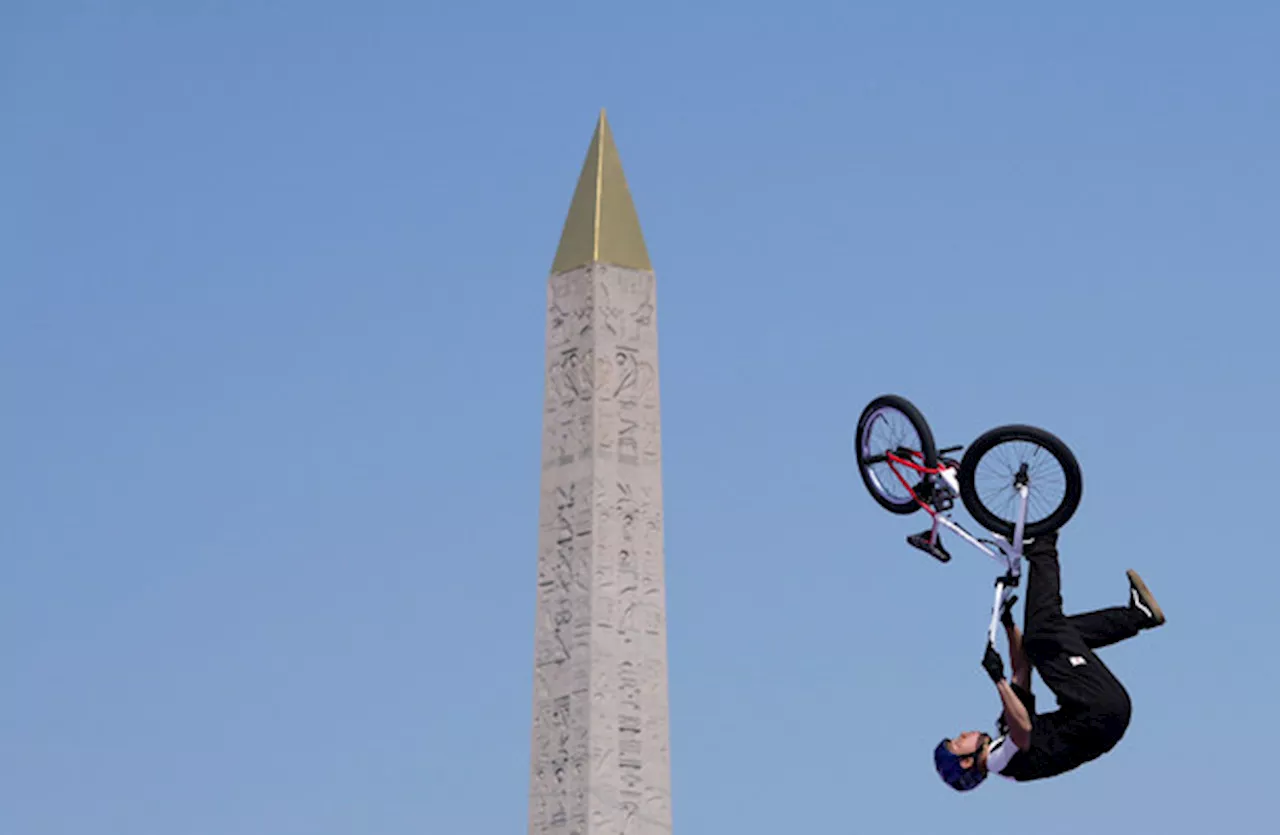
[957,424,1082,537]
[855,394,938,515]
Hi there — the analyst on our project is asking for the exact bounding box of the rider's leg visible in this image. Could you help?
[1065,608,1145,650]
[1020,532,1072,649]
[1021,533,1132,718]
[1064,570,1166,649]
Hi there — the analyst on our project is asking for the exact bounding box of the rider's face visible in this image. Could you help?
[949,731,987,765]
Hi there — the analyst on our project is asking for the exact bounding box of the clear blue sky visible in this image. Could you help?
[4,2,1278,833]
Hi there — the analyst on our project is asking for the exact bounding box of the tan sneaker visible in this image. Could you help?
[1126,569,1166,627]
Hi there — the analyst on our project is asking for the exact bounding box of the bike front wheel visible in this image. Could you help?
[958,424,1082,537]
[854,394,938,515]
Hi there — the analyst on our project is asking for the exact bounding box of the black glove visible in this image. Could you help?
[982,642,1005,683]
[1000,593,1018,628]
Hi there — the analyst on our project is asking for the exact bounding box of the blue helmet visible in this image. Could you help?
[934,737,988,791]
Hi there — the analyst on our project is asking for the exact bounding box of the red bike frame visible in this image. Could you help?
[882,449,949,516]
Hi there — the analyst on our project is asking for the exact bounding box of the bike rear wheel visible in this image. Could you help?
[958,424,1082,537]
[854,394,938,515]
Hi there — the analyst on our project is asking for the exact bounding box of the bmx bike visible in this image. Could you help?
[854,393,1083,643]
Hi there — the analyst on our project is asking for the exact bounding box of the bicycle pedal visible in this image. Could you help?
[907,532,951,563]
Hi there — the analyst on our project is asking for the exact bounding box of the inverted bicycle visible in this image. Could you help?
[854,394,1083,643]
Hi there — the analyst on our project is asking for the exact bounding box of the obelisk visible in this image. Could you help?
[529,110,673,835]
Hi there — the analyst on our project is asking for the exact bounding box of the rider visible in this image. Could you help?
[932,529,1166,788]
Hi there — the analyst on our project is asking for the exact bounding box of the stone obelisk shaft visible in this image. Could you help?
[530,111,672,835]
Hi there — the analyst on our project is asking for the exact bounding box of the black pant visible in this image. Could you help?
[1021,533,1144,753]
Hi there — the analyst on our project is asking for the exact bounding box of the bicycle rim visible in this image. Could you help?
[855,395,937,514]
[959,424,1081,536]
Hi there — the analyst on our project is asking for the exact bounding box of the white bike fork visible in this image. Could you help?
[987,484,1030,647]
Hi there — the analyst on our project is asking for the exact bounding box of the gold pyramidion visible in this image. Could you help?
[551,109,651,274]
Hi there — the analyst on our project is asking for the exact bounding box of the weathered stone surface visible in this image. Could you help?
[530,263,671,835]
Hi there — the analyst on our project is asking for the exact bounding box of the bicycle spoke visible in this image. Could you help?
[971,437,1068,525]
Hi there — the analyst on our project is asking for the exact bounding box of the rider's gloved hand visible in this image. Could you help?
[982,643,1005,683]
[1000,593,1018,629]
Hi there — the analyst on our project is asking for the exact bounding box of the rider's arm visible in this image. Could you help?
[996,680,1032,749]
[1004,621,1031,691]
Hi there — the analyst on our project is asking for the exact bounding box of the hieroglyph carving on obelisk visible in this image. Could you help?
[529,110,673,835]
